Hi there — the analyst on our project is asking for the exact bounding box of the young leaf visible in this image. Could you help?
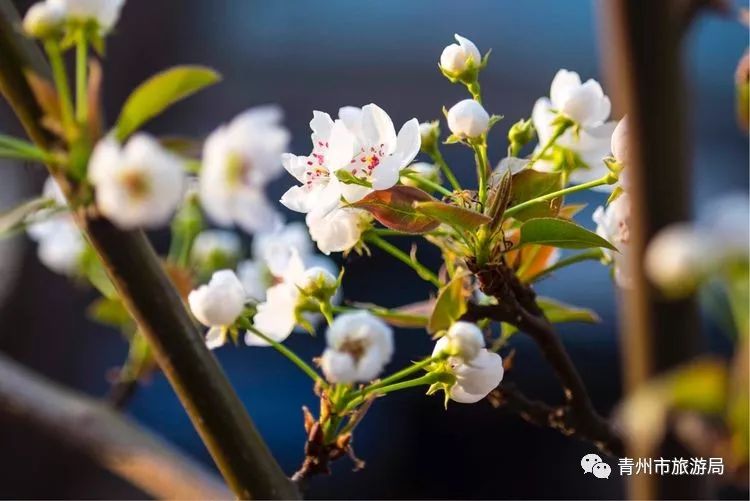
[536,297,600,324]
[413,201,491,231]
[352,186,440,234]
[507,170,563,220]
[428,272,469,334]
[518,217,617,250]
[0,133,52,163]
[0,197,56,237]
[114,66,221,141]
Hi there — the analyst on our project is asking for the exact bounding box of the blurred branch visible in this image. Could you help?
[464,260,624,457]
[0,351,231,500]
[0,3,298,498]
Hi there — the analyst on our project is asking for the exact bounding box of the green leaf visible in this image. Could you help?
[413,201,491,232]
[87,296,132,329]
[507,169,563,221]
[0,133,52,163]
[114,66,221,141]
[0,197,56,237]
[536,297,600,324]
[352,186,440,234]
[428,272,469,334]
[518,217,617,251]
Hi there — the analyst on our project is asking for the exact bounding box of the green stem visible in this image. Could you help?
[429,147,461,191]
[349,356,438,400]
[402,171,453,197]
[504,176,610,218]
[245,325,325,387]
[75,28,87,124]
[473,142,490,208]
[331,304,429,326]
[43,40,74,134]
[364,233,441,288]
[525,248,605,283]
[467,81,482,103]
[343,373,439,412]
[528,121,570,166]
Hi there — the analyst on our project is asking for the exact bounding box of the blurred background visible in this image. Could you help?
[0,0,747,498]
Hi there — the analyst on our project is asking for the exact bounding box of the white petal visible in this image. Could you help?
[360,104,397,153]
[320,349,357,383]
[393,118,421,168]
[370,154,402,191]
[454,34,481,64]
[310,111,334,142]
[326,120,357,169]
[550,69,582,110]
[205,327,227,350]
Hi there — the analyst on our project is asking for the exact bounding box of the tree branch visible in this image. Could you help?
[0,3,298,498]
[464,259,624,457]
[0,351,231,500]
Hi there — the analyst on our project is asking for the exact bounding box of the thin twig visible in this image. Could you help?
[0,351,231,500]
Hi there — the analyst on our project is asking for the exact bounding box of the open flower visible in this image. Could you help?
[320,311,394,383]
[432,334,504,404]
[447,99,490,139]
[37,219,85,275]
[88,134,185,229]
[188,269,247,349]
[48,0,124,33]
[333,104,420,203]
[532,70,617,188]
[440,34,481,76]
[593,193,631,287]
[200,106,288,234]
[280,112,353,215]
[645,224,710,298]
[306,205,371,255]
[436,321,485,362]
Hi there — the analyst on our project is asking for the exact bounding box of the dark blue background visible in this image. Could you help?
[0,0,747,498]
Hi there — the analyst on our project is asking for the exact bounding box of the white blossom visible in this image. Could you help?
[191,229,242,268]
[88,134,185,229]
[320,311,394,383]
[439,34,481,75]
[610,116,631,191]
[645,224,710,298]
[332,104,421,203]
[437,321,485,362]
[401,162,440,187]
[252,221,312,277]
[593,193,631,287]
[23,1,65,37]
[700,193,749,260]
[200,106,288,234]
[37,219,85,275]
[432,336,504,404]
[306,205,371,255]
[188,269,246,349]
[48,0,124,33]
[447,99,489,139]
[532,70,617,188]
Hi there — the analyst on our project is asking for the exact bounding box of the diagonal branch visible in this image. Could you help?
[0,3,298,498]
[0,351,231,500]
[464,259,624,457]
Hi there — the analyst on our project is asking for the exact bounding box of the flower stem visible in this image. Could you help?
[75,28,88,124]
[245,325,325,387]
[342,373,439,412]
[473,142,490,208]
[525,248,605,283]
[504,175,611,218]
[428,148,461,191]
[401,171,453,197]
[364,233,442,288]
[349,356,438,401]
[528,121,570,166]
[331,304,429,326]
[43,40,75,135]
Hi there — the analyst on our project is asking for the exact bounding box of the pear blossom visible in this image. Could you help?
[436,321,485,362]
[251,221,312,277]
[331,104,421,203]
[190,229,242,270]
[319,311,394,383]
[23,1,65,38]
[610,117,631,190]
[432,335,504,404]
[88,134,185,229]
[440,34,481,76]
[644,224,710,298]
[532,70,617,188]
[188,269,246,349]
[418,121,440,152]
[306,205,371,255]
[593,193,631,287]
[200,106,288,234]
[48,0,124,33]
[36,219,86,275]
[447,99,489,139]
[400,162,441,187]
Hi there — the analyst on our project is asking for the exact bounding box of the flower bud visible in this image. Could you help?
[440,34,481,76]
[297,266,338,301]
[507,118,535,157]
[611,116,631,167]
[400,162,441,187]
[645,224,710,298]
[191,230,242,273]
[188,270,246,327]
[418,121,440,154]
[447,99,489,139]
[23,2,65,38]
[445,321,485,361]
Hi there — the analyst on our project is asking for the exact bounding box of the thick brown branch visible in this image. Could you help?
[0,351,231,500]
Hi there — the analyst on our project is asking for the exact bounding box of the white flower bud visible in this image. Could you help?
[188,270,246,328]
[418,121,440,152]
[191,230,242,269]
[432,336,504,404]
[447,99,489,139]
[444,321,485,362]
[296,266,338,301]
[440,34,481,75]
[306,206,370,255]
[645,224,710,298]
[611,116,630,166]
[36,220,85,276]
[23,2,65,38]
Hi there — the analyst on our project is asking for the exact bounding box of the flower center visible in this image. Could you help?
[349,144,385,178]
[119,170,151,199]
[339,338,368,363]
[226,151,252,187]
